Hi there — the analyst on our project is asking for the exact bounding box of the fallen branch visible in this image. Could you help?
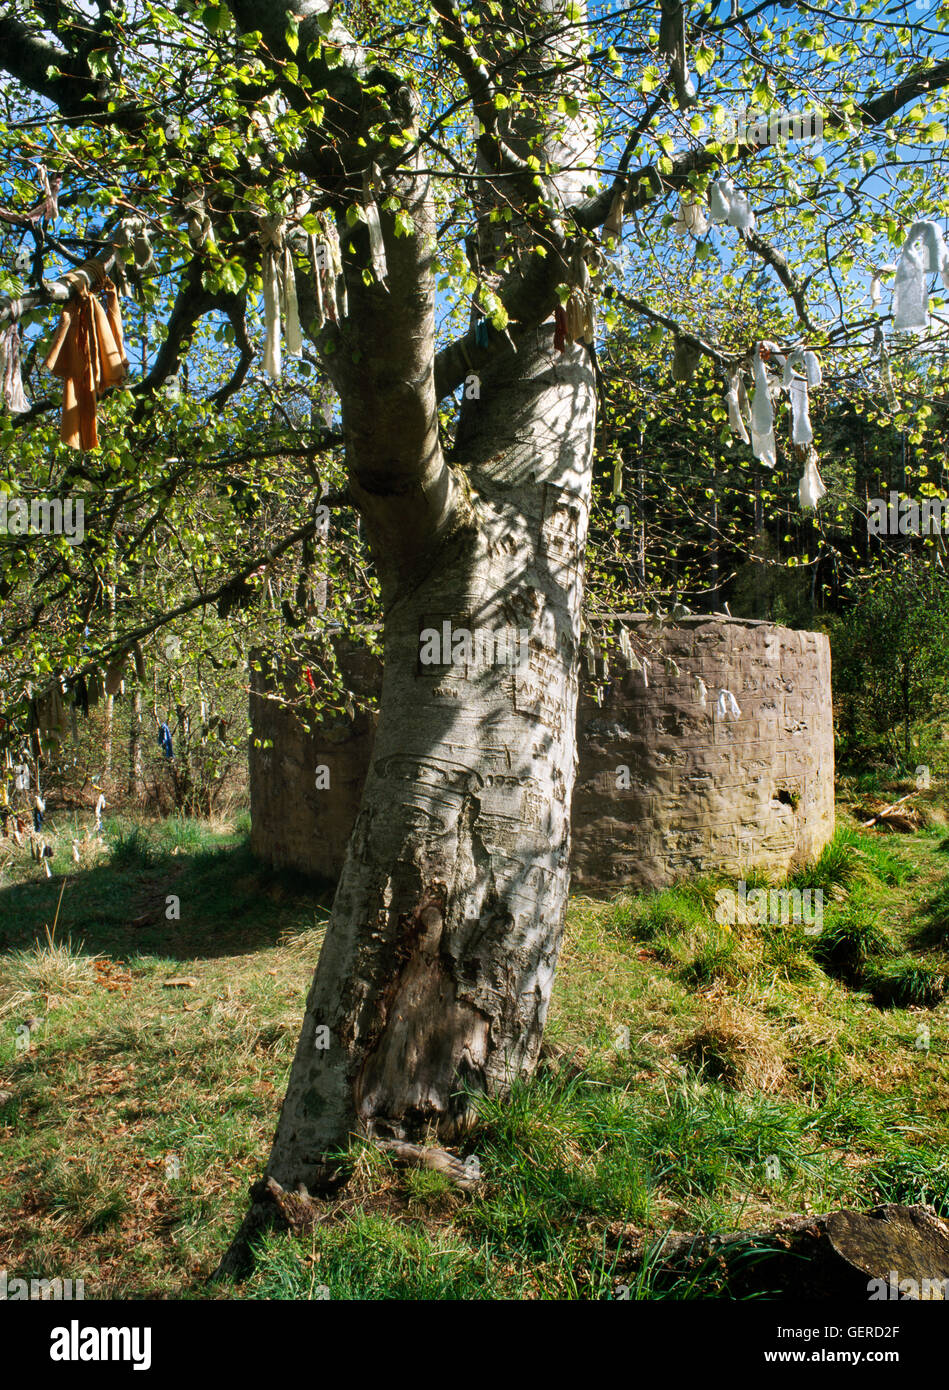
[861,790,918,829]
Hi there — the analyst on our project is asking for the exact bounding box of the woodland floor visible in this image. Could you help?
[1,780,949,1299]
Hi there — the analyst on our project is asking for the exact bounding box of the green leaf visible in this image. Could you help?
[202,4,227,34]
[693,44,714,76]
[219,261,246,295]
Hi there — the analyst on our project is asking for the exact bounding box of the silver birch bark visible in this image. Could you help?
[219,0,597,1270]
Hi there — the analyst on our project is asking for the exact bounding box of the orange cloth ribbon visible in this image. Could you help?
[44,265,128,450]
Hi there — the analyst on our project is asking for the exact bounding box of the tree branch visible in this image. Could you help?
[0,250,118,326]
[434,53,949,400]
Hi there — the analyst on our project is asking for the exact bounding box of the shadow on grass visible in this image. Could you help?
[0,835,335,962]
[907,876,949,954]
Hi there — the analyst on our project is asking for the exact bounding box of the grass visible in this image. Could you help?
[0,804,948,1299]
[6,933,100,998]
[863,958,947,1009]
[810,893,895,980]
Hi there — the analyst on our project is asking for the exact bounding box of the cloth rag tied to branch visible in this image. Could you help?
[891,220,949,331]
[258,214,302,382]
[0,322,29,413]
[44,263,128,450]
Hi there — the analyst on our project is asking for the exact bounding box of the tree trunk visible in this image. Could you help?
[128,685,142,799]
[258,328,594,1191]
[218,335,595,1276]
[218,0,597,1276]
[103,582,116,779]
[103,693,114,777]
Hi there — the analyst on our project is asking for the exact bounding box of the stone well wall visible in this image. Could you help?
[248,636,381,883]
[571,615,834,891]
[248,616,834,892]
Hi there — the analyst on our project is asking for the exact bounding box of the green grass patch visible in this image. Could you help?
[1,806,948,1298]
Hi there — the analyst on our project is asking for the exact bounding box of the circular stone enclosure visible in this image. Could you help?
[571,615,834,892]
[248,615,835,892]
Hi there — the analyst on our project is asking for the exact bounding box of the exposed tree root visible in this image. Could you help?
[213,1143,479,1283]
[374,1139,481,1190]
[211,1177,325,1284]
